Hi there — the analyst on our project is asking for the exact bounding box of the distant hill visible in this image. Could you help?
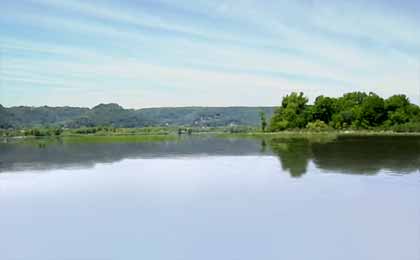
[0,104,275,128]
[0,105,15,128]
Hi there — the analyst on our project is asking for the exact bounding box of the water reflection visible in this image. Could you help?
[269,139,312,178]
[311,136,420,175]
[1,135,419,176]
[267,136,420,177]
[0,137,267,173]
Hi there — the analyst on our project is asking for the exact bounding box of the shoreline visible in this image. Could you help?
[2,129,420,142]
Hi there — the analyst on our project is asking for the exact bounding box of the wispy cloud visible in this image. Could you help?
[1,0,419,107]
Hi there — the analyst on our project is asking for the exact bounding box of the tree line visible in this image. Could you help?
[266,92,420,132]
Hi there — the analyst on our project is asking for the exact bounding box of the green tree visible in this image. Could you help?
[269,92,309,131]
[384,95,411,125]
[54,128,63,136]
[331,92,368,129]
[385,94,410,111]
[357,92,385,127]
[339,92,368,108]
[388,109,410,125]
[312,96,336,124]
[260,111,267,132]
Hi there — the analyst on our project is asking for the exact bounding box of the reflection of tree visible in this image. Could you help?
[268,138,312,178]
[0,137,266,173]
[266,135,420,177]
[260,140,267,153]
[2,135,419,176]
[311,136,420,175]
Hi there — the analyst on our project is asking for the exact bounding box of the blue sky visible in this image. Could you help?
[1,0,420,108]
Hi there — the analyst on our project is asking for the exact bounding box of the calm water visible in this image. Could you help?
[0,136,419,260]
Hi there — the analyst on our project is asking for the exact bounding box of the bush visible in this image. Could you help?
[392,122,420,133]
[269,120,289,131]
[306,120,330,132]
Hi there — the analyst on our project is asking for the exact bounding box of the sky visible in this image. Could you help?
[1,0,420,108]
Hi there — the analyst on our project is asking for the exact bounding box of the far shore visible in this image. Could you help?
[2,128,420,144]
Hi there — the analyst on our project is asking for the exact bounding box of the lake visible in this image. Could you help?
[0,135,419,260]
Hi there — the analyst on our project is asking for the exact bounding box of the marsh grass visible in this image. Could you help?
[2,134,176,146]
[216,130,420,141]
[2,129,420,147]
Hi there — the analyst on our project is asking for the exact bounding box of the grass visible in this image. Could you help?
[3,127,420,145]
[216,130,420,139]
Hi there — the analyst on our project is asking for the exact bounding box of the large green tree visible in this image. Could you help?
[357,92,386,127]
[269,92,309,131]
[384,95,411,125]
[312,96,337,124]
[331,92,368,128]
[260,111,267,132]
